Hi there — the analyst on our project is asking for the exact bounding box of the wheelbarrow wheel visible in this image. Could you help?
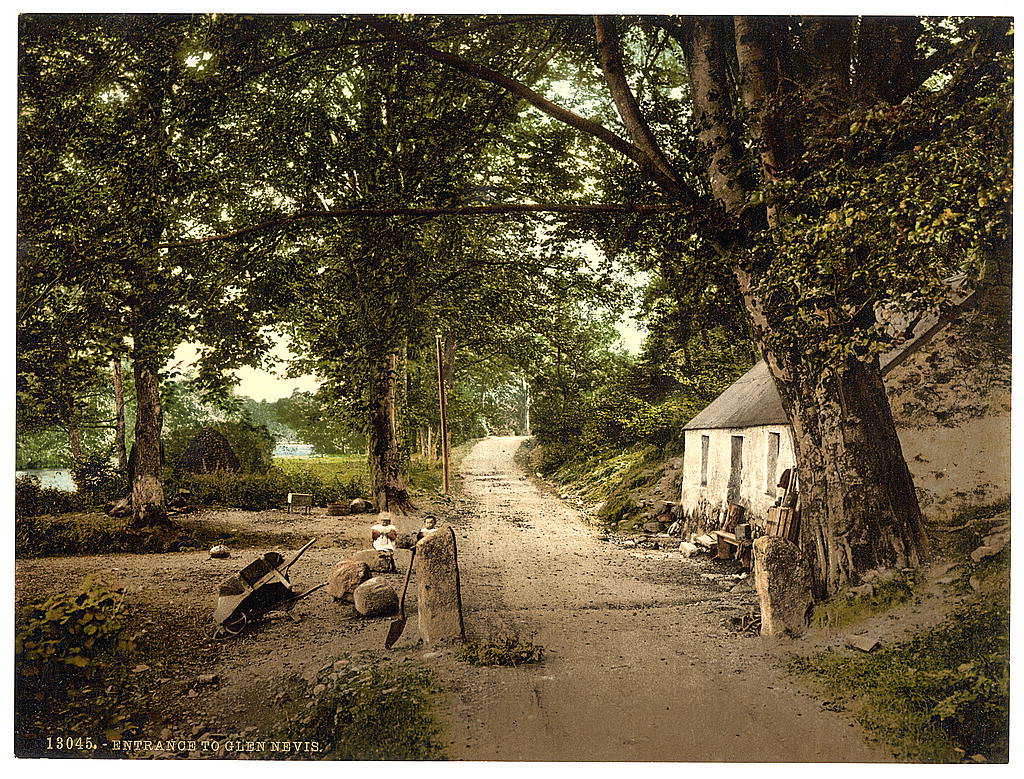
[213,611,248,639]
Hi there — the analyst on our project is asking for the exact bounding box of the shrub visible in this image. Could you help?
[15,475,88,517]
[457,633,544,667]
[15,577,138,754]
[169,467,365,511]
[72,453,126,504]
[288,654,445,760]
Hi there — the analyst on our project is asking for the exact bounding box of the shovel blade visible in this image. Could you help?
[385,615,407,649]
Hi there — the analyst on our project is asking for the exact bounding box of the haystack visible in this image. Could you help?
[175,427,241,475]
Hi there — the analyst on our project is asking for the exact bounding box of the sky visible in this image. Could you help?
[170,314,647,403]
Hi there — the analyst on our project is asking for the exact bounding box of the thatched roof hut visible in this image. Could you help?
[175,427,241,475]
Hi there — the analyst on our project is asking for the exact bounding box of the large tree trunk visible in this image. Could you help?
[129,356,171,530]
[368,352,414,514]
[112,359,128,473]
[771,349,930,597]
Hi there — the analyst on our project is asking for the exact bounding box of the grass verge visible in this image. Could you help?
[791,588,1009,763]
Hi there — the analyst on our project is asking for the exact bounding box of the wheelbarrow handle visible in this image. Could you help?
[283,537,317,573]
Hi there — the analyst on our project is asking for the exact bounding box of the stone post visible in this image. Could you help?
[753,536,814,637]
[416,525,465,644]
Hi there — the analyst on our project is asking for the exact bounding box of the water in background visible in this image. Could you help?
[15,469,76,492]
[272,442,315,458]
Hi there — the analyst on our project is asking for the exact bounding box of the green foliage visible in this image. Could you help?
[171,466,365,510]
[288,654,445,760]
[810,570,922,630]
[15,513,187,558]
[14,475,88,517]
[71,452,127,504]
[164,420,276,475]
[457,634,545,667]
[791,592,1010,762]
[15,578,138,753]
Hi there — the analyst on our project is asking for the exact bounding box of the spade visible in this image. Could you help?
[385,546,416,649]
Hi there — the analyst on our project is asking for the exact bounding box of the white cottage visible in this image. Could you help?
[679,286,1010,534]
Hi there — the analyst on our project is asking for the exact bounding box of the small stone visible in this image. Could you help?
[132,664,151,673]
[846,635,882,653]
[622,539,636,548]
[968,754,987,764]
[678,541,699,557]
[969,575,982,591]
[209,545,230,559]
[353,577,399,617]
[187,690,199,698]
[196,674,219,685]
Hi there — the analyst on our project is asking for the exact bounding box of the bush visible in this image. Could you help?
[15,475,88,517]
[15,514,191,558]
[169,467,365,511]
[288,654,445,760]
[457,633,544,667]
[72,453,127,504]
[15,577,138,754]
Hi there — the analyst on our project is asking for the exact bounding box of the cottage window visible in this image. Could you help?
[766,431,780,494]
[700,435,710,486]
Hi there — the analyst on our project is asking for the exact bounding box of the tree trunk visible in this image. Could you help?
[129,357,171,530]
[112,359,128,473]
[771,350,930,598]
[66,398,84,465]
[368,352,414,514]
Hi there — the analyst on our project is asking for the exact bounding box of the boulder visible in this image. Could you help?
[349,497,374,514]
[326,560,370,601]
[753,536,814,638]
[353,577,399,617]
[209,545,230,559]
[350,548,396,573]
[396,532,418,550]
[416,526,465,645]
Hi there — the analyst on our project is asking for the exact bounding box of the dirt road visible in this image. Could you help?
[431,436,888,761]
[15,436,893,761]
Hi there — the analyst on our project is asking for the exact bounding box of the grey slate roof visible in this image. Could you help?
[684,287,974,431]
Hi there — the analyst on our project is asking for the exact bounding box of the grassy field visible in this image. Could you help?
[275,438,480,497]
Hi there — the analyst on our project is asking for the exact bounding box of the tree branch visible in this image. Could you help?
[357,15,695,204]
[592,15,689,197]
[158,203,677,248]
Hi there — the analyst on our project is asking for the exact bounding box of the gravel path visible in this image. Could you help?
[431,435,890,761]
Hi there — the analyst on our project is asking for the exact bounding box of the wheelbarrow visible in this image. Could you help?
[212,537,325,637]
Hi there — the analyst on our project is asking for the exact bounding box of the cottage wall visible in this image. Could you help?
[679,424,795,534]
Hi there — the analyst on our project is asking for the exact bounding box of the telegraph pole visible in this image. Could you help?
[435,332,451,494]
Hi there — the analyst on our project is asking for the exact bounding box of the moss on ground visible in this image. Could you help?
[810,570,922,630]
